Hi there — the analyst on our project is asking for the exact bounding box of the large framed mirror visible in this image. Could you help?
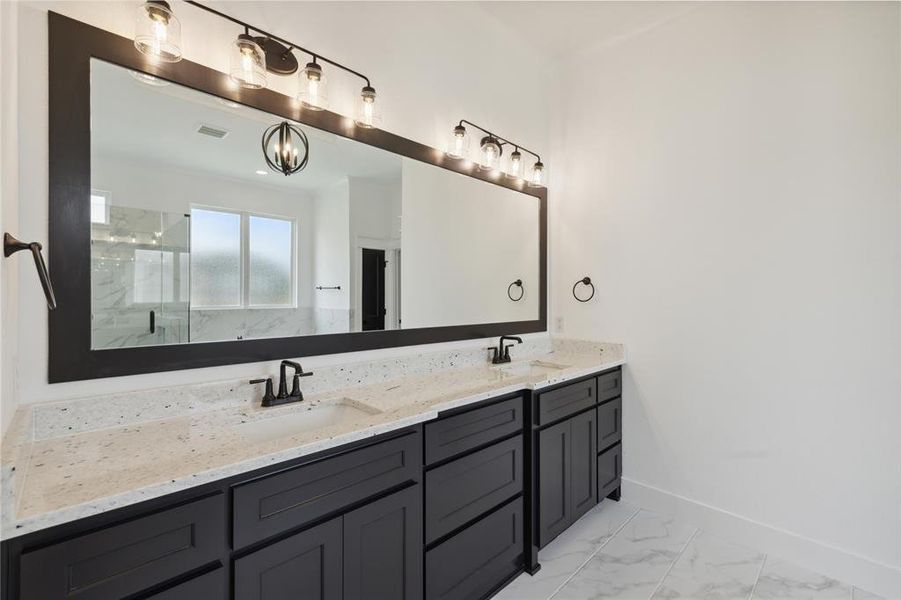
[48,13,546,382]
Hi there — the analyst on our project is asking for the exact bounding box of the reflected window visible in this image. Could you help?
[190,208,296,309]
[190,208,242,308]
[248,215,294,306]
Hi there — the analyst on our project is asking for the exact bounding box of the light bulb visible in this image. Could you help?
[446,125,469,159]
[506,149,523,179]
[229,34,266,89]
[479,136,502,171]
[298,62,328,110]
[355,86,381,128]
[529,161,545,187]
[134,1,182,63]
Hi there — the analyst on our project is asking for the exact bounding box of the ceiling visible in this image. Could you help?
[91,59,402,194]
[475,1,700,59]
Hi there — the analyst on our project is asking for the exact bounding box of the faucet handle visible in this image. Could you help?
[249,378,276,406]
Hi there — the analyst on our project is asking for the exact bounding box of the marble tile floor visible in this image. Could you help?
[494,501,886,600]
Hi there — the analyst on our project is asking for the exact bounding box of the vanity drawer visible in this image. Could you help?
[425,436,523,543]
[598,442,623,499]
[233,432,420,549]
[597,396,623,450]
[536,378,597,426]
[424,396,523,465]
[425,498,523,600]
[19,494,225,600]
[597,368,623,403]
[146,567,226,599]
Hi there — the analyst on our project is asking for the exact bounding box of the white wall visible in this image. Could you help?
[7,1,551,406]
[0,1,20,437]
[312,179,351,312]
[553,2,901,593]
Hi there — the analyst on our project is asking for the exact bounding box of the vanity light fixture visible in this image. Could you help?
[262,121,310,176]
[134,1,182,63]
[229,31,267,89]
[446,119,546,186]
[146,2,383,127]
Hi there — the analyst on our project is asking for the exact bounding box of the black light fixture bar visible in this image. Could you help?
[457,119,542,161]
[185,0,372,87]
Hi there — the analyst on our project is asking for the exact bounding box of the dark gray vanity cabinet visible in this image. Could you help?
[423,394,527,600]
[535,368,621,549]
[3,428,423,600]
[536,409,597,546]
[235,485,422,600]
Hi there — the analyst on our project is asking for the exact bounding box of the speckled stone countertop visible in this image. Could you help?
[1,338,624,540]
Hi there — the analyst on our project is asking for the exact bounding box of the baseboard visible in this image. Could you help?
[622,477,901,598]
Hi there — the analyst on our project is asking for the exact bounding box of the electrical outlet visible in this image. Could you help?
[555,317,565,333]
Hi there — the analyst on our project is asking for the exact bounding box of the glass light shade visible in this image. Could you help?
[229,35,267,89]
[478,136,502,171]
[446,125,470,159]
[134,1,182,63]
[355,86,382,128]
[505,150,524,179]
[298,62,328,110]
[528,161,546,187]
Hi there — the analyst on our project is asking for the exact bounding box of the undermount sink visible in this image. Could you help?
[234,399,381,443]
[494,359,570,378]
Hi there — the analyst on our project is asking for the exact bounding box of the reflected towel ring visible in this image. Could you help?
[572,277,594,303]
[507,279,524,301]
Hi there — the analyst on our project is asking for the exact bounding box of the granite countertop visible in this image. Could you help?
[0,339,624,539]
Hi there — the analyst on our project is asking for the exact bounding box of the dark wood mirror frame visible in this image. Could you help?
[47,12,547,383]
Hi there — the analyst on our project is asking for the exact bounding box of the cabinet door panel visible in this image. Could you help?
[234,519,342,600]
[20,494,224,600]
[233,432,419,549]
[425,436,523,543]
[344,486,423,600]
[538,419,571,548]
[597,397,622,450]
[425,498,523,600]
[596,368,622,403]
[536,378,596,426]
[571,409,598,522]
[598,443,623,499]
[425,396,522,465]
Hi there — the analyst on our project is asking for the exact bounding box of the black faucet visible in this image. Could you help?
[250,360,313,407]
[491,335,523,364]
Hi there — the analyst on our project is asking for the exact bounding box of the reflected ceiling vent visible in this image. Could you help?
[197,124,229,139]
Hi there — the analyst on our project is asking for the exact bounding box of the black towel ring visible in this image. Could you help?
[572,277,595,302]
[507,279,524,301]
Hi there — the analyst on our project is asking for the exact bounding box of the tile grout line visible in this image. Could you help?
[646,527,699,600]
[747,553,769,600]
[546,505,642,600]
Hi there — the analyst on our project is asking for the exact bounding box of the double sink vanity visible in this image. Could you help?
[0,13,620,600]
[0,338,624,599]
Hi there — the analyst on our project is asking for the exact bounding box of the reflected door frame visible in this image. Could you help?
[353,236,400,332]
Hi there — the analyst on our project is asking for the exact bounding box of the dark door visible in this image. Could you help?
[570,409,598,522]
[234,518,342,600]
[538,419,571,547]
[361,248,386,331]
[344,485,423,600]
